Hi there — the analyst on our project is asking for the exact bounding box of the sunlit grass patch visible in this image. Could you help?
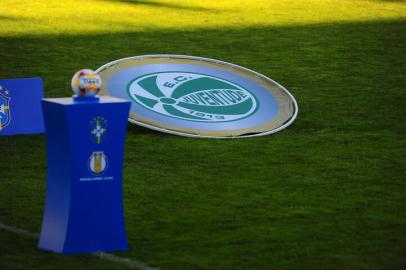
[0,0,405,36]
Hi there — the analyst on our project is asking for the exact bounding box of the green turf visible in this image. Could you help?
[1,0,406,269]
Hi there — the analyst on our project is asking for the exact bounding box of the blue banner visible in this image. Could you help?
[0,77,44,135]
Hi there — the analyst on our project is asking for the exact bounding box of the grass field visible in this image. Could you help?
[1,0,406,269]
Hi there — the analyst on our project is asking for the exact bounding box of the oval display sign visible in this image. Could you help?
[97,55,298,138]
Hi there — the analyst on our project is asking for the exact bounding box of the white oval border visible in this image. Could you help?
[96,54,299,139]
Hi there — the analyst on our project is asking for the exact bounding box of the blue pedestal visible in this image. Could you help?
[39,96,131,254]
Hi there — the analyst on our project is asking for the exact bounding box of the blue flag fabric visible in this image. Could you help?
[0,77,45,135]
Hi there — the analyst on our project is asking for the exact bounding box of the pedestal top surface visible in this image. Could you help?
[42,96,130,105]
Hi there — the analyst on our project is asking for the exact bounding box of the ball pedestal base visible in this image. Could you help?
[38,96,131,254]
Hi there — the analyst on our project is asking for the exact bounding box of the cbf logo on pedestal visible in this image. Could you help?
[80,116,111,181]
[89,151,108,175]
[89,116,108,175]
[127,72,259,122]
[0,85,11,130]
[90,116,107,144]
[79,118,113,181]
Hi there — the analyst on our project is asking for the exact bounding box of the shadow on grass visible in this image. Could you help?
[0,19,405,270]
[104,0,224,11]
[0,19,404,135]
[0,15,23,21]
[127,122,163,136]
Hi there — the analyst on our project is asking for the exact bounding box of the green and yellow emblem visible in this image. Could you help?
[0,85,11,131]
[90,116,107,144]
[127,72,259,122]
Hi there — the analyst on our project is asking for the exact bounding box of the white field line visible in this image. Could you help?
[0,223,161,270]
[0,223,39,238]
[92,252,160,270]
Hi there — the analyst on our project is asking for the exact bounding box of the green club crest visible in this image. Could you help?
[127,72,259,122]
